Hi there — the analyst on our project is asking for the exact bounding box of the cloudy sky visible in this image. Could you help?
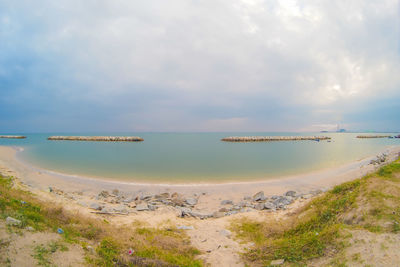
[1,0,399,132]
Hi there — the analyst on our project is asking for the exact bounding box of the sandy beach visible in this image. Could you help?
[1,145,400,266]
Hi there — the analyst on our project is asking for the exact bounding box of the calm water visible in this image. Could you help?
[1,132,399,183]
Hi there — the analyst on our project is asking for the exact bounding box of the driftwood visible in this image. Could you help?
[47,136,144,142]
[0,135,26,139]
[221,136,331,142]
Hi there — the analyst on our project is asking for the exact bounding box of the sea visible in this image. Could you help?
[0,132,399,183]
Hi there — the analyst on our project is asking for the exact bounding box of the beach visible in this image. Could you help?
[1,145,400,266]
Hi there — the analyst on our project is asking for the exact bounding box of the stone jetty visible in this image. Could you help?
[47,136,144,142]
[356,135,391,138]
[221,136,331,142]
[0,135,26,139]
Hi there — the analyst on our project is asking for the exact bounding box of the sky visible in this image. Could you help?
[0,0,400,133]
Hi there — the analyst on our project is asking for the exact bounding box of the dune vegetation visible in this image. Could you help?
[232,157,400,266]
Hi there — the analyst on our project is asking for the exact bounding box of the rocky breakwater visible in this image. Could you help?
[0,135,26,139]
[356,135,391,138]
[47,136,144,142]
[221,136,331,142]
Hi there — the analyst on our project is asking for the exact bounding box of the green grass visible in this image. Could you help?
[32,241,68,267]
[0,174,203,266]
[232,158,400,266]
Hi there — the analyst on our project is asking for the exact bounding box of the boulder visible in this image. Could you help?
[6,217,21,226]
[136,203,149,211]
[253,191,265,201]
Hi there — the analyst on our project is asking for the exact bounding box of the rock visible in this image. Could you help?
[89,202,102,210]
[302,194,313,199]
[176,206,192,217]
[219,207,229,212]
[171,192,179,198]
[185,198,198,206]
[155,193,170,199]
[243,196,252,200]
[270,259,285,265]
[255,203,265,210]
[187,211,212,219]
[86,245,95,254]
[219,229,232,238]
[171,197,185,206]
[136,203,149,211]
[98,190,109,198]
[6,217,21,226]
[140,194,153,201]
[232,205,241,210]
[112,189,120,196]
[101,206,114,213]
[177,225,194,230]
[212,211,225,218]
[220,200,233,205]
[226,210,239,216]
[148,204,157,211]
[48,187,53,193]
[26,226,34,231]
[264,202,276,210]
[271,195,279,200]
[310,189,322,195]
[113,205,128,213]
[285,190,296,197]
[253,191,265,201]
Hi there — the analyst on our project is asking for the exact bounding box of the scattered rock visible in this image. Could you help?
[302,194,313,199]
[89,202,102,210]
[98,190,110,198]
[185,198,198,206]
[220,200,233,205]
[285,190,296,197]
[114,205,128,213]
[270,259,285,265]
[264,202,276,210]
[136,203,149,211]
[177,225,194,230]
[255,203,265,210]
[212,211,225,218]
[112,189,120,196]
[6,217,21,226]
[253,191,266,201]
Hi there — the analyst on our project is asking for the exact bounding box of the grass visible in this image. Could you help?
[231,158,400,266]
[0,174,203,267]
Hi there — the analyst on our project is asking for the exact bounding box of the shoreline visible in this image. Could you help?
[10,144,396,187]
[0,144,398,199]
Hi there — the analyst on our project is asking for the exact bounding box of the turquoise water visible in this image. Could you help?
[0,133,399,183]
